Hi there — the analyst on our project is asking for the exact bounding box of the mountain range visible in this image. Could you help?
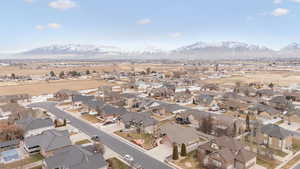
[3,41,300,60]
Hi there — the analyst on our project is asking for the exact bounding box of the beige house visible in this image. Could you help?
[257,124,293,151]
[198,136,256,169]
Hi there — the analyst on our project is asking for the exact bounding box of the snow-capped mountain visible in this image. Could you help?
[281,43,300,51]
[172,41,274,60]
[279,43,300,58]
[175,41,271,52]
[13,41,300,60]
[19,44,123,58]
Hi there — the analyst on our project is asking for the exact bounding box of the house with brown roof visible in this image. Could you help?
[198,136,256,169]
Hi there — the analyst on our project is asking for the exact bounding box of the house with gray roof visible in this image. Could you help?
[160,122,202,152]
[119,112,158,134]
[16,117,54,137]
[257,124,293,151]
[43,145,107,169]
[198,136,256,169]
[24,129,72,156]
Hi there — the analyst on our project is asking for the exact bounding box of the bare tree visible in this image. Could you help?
[93,142,105,155]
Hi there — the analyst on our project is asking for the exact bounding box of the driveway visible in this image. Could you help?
[28,102,173,169]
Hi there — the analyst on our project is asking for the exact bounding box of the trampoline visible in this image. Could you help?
[0,149,20,163]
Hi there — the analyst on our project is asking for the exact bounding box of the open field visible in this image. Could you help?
[0,63,179,76]
[206,70,300,86]
[0,79,113,96]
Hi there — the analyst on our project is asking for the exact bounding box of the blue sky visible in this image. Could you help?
[1,0,300,52]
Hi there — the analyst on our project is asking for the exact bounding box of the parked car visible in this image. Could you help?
[175,117,191,125]
[91,135,100,141]
[123,154,134,163]
[103,121,115,126]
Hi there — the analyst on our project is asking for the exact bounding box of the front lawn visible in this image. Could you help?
[173,150,204,169]
[75,139,91,145]
[115,131,156,150]
[281,153,300,169]
[107,157,131,169]
[292,138,300,152]
[81,114,102,123]
[256,155,279,169]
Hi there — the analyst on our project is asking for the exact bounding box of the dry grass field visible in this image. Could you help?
[206,71,300,86]
[2,62,300,96]
[0,79,113,96]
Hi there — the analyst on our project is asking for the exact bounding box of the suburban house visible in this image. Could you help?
[256,124,293,151]
[43,145,108,169]
[119,111,158,134]
[269,96,294,111]
[54,89,80,101]
[0,94,31,103]
[173,91,192,103]
[198,136,256,169]
[0,139,20,151]
[16,117,54,137]
[193,94,214,106]
[159,122,202,152]
[24,129,72,156]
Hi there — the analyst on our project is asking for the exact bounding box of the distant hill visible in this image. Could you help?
[6,41,300,60]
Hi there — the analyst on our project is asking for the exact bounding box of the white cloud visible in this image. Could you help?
[49,0,77,10]
[35,25,45,30]
[48,23,61,29]
[169,32,182,38]
[137,18,151,25]
[24,0,34,3]
[271,8,289,16]
[273,0,283,4]
[291,0,300,3]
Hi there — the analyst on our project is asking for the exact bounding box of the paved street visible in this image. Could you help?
[28,102,173,169]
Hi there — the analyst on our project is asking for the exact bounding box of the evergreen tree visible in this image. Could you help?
[246,114,250,132]
[50,71,56,77]
[180,143,187,156]
[172,143,179,160]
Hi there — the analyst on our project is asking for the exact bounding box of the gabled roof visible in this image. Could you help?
[56,89,80,96]
[210,148,235,165]
[101,105,128,115]
[235,148,256,163]
[16,117,53,132]
[44,145,107,169]
[0,139,20,148]
[120,112,158,127]
[160,123,199,145]
[25,129,72,152]
[261,124,291,139]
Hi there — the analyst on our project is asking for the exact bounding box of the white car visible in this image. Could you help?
[123,154,134,162]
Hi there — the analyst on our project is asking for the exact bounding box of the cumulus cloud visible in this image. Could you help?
[169,32,182,38]
[271,8,289,16]
[24,0,34,3]
[137,18,151,25]
[35,25,45,30]
[273,0,283,4]
[48,23,61,29]
[49,0,77,10]
[291,0,300,3]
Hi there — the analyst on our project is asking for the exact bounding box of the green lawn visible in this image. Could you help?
[107,157,131,169]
